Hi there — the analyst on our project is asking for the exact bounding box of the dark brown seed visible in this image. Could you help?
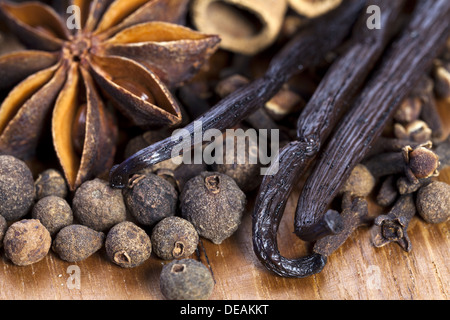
[405,145,440,180]
[72,178,126,232]
[34,169,68,200]
[52,225,104,262]
[339,164,375,197]
[105,221,152,268]
[376,175,398,207]
[151,216,199,260]
[416,181,450,224]
[3,219,51,266]
[160,258,214,300]
[31,195,73,236]
[0,155,35,221]
[123,173,178,227]
[180,171,246,244]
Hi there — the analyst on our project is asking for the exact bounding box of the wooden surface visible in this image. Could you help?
[0,102,449,301]
[0,173,449,300]
[0,26,449,304]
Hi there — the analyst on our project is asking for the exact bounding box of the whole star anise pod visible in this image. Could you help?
[0,0,220,190]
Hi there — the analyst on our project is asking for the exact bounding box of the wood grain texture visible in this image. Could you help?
[0,180,448,300]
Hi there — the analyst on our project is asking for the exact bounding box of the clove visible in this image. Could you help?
[371,194,416,252]
[313,195,369,257]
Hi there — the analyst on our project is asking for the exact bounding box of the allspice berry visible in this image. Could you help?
[0,155,35,221]
[124,174,178,227]
[53,225,105,262]
[151,216,199,260]
[3,219,51,266]
[32,196,73,236]
[72,178,126,231]
[416,181,450,224]
[160,259,214,300]
[340,164,376,197]
[180,171,246,244]
[105,221,152,268]
[34,169,68,200]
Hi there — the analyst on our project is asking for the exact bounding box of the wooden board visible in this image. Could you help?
[0,178,449,300]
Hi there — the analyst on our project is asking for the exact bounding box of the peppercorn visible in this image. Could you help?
[180,171,246,244]
[339,164,375,197]
[52,225,105,262]
[31,196,73,236]
[3,219,51,266]
[0,155,35,221]
[416,181,450,224]
[151,216,199,260]
[123,173,178,227]
[105,221,152,268]
[34,169,68,200]
[159,259,214,300]
[72,178,126,232]
[0,215,7,248]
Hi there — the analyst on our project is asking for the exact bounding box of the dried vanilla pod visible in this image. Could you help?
[151,216,199,260]
[416,181,450,224]
[34,169,68,200]
[105,221,152,268]
[52,225,104,262]
[0,155,35,221]
[124,173,178,227]
[72,178,126,232]
[160,258,214,300]
[181,171,246,244]
[31,195,73,236]
[3,219,51,266]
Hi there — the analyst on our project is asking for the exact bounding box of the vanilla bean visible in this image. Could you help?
[252,0,404,277]
[109,0,366,189]
[294,0,450,242]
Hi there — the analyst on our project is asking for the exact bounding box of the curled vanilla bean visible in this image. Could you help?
[109,0,366,189]
[294,0,450,242]
[252,0,405,277]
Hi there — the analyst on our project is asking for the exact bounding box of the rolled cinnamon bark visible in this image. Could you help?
[191,0,287,55]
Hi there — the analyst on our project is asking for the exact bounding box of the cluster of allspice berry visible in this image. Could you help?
[0,143,252,299]
[343,55,450,254]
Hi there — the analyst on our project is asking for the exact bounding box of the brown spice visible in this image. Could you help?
[72,178,126,232]
[159,258,214,300]
[3,219,51,266]
[124,173,178,227]
[0,155,35,221]
[416,181,450,224]
[105,221,152,268]
[31,195,73,236]
[151,216,199,260]
[52,225,104,262]
[181,172,246,244]
[34,169,68,200]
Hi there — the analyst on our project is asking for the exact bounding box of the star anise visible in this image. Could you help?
[0,0,220,190]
